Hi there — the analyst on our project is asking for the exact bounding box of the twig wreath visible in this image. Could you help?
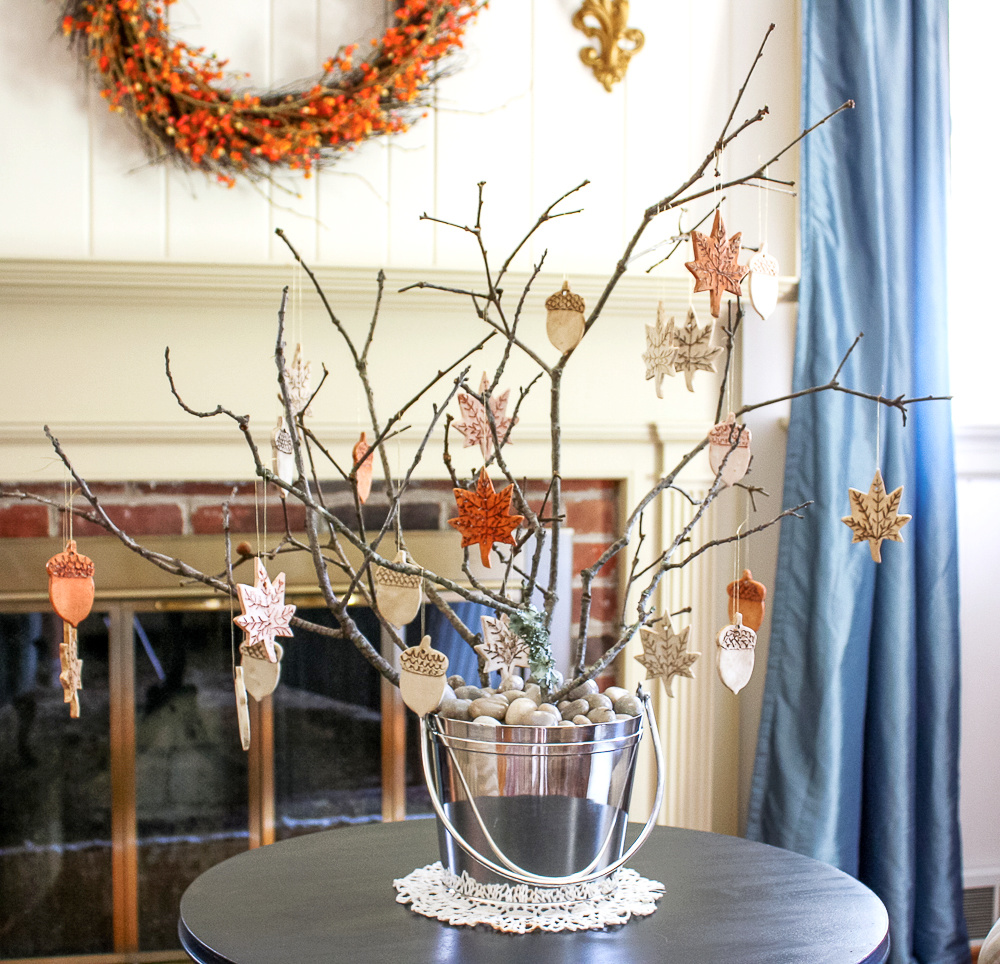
[61,0,480,187]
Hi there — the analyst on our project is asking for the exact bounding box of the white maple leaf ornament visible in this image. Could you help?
[233,557,296,662]
[841,469,911,562]
[476,614,530,680]
[283,343,313,418]
[636,616,700,697]
[642,301,678,398]
[670,308,723,392]
[453,373,517,460]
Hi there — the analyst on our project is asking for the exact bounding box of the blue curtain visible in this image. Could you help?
[745,2,969,963]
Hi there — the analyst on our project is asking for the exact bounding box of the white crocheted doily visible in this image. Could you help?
[393,862,663,934]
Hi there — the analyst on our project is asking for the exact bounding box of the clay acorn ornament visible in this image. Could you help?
[716,612,757,695]
[234,667,251,751]
[271,416,296,493]
[241,641,284,702]
[708,413,752,487]
[545,281,586,353]
[726,569,766,632]
[373,549,423,626]
[746,245,780,321]
[399,635,449,716]
[46,540,95,718]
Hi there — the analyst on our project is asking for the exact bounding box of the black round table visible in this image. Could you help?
[179,819,889,964]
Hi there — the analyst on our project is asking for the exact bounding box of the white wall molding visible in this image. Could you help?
[955,425,1000,478]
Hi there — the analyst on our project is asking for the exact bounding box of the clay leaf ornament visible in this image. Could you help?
[353,432,375,504]
[708,413,752,487]
[46,540,95,718]
[399,635,449,716]
[241,641,284,702]
[448,468,524,568]
[684,209,746,318]
[727,569,766,632]
[283,342,313,418]
[271,416,296,494]
[544,281,586,353]
[233,557,296,662]
[841,469,911,563]
[453,373,517,460]
[476,614,530,680]
[716,611,757,695]
[642,302,678,398]
[373,549,423,627]
[747,245,780,321]
[670,308,723,392]
[234,666,251,751]
[636,616,700,697]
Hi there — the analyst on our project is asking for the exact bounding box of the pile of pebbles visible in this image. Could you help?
[433,675,642,727]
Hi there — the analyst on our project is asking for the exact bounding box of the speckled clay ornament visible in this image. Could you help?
[636,616,700,697]
[399,635,449,716]
[642,302,677,398]
[727,569,766,632]
[716,612,757,695]
[271,416,296,493]
[841,469,911,563]
[545,281,586,353]
[747,245,779,321]
[241,641,284,701]
[284,343,313,418]
[708,413,752,487]
[670,309,723,392]
[453,373,518,460]
[46,540,95,718]
[373,549,422,626]
[233,557,295,663]
[234,666,251,750]
[476,613,530,680]
[353,432,375,504]
[684,210,745,318]
[448,468,524,568]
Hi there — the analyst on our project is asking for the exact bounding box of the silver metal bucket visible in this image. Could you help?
[419,686,665,887]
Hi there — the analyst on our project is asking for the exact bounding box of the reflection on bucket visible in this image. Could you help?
[421,693,664,887]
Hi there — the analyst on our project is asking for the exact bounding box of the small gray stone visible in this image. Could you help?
[469,697,508,721]
[583,693,613,711]
[524,710,560,727]
[613,694,642,717]
[587,707,617,724]
[471,716,500,727]
[560,698,589,720]
[447,675,466,689]
[438,698,473,721]
[523,683,543,704]
[572,714,592,726]
[499,675,525,693]
[454,685,485,701]
[504,697,538,725]
[568,679,600,699]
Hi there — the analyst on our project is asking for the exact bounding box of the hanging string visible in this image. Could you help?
[875,386,883,469]
[254,478,262,558]
[395,440,403,550]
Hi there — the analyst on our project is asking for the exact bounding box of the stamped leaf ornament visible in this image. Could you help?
[373,549,423,626]
[544,281,586,353]
[448,468,524,568]
[642,302,678,397]
[841,469,911,562]
[684,210,746,317]
[271,416,296,493]
[233,557,295,662]
[727,569,766,632]
[399,635,449,716]
[635,616,700,697]
[671,309,723,392]
[241,641,284,702]
[716,612,757,695]
[708,413,752,487]
[283,343,313,418]
[477,614,530,680]
[46,540,94,718]
[747,245,780,321]
[353,432,375,504]
[453,373,518,460]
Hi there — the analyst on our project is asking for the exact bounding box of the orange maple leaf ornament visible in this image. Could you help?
[684,210,746,317]
[448,468,524,568]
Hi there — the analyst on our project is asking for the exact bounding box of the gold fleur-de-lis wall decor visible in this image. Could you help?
[572,0,645,92]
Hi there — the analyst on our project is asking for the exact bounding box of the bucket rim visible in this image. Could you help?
[430,711,642,747]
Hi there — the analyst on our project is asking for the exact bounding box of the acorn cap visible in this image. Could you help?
[709,417,751,448]
[400,635,448,677]
[727,569,766,602]
[46,540,95,579]
[545,281,585,313]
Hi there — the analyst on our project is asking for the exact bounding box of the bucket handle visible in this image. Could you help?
[419,683,665,888]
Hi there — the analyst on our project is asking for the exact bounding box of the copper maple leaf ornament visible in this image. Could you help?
[684,210,746,317]
[636,617,700,697]
[233,557,296,662]
[453,373,518,459]
[841,469,911,562]
[448,468,524,568]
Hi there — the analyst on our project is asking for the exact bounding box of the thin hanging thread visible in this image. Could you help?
[875,387,883,469]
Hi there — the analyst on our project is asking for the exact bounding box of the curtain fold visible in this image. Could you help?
[745,2,968,962]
